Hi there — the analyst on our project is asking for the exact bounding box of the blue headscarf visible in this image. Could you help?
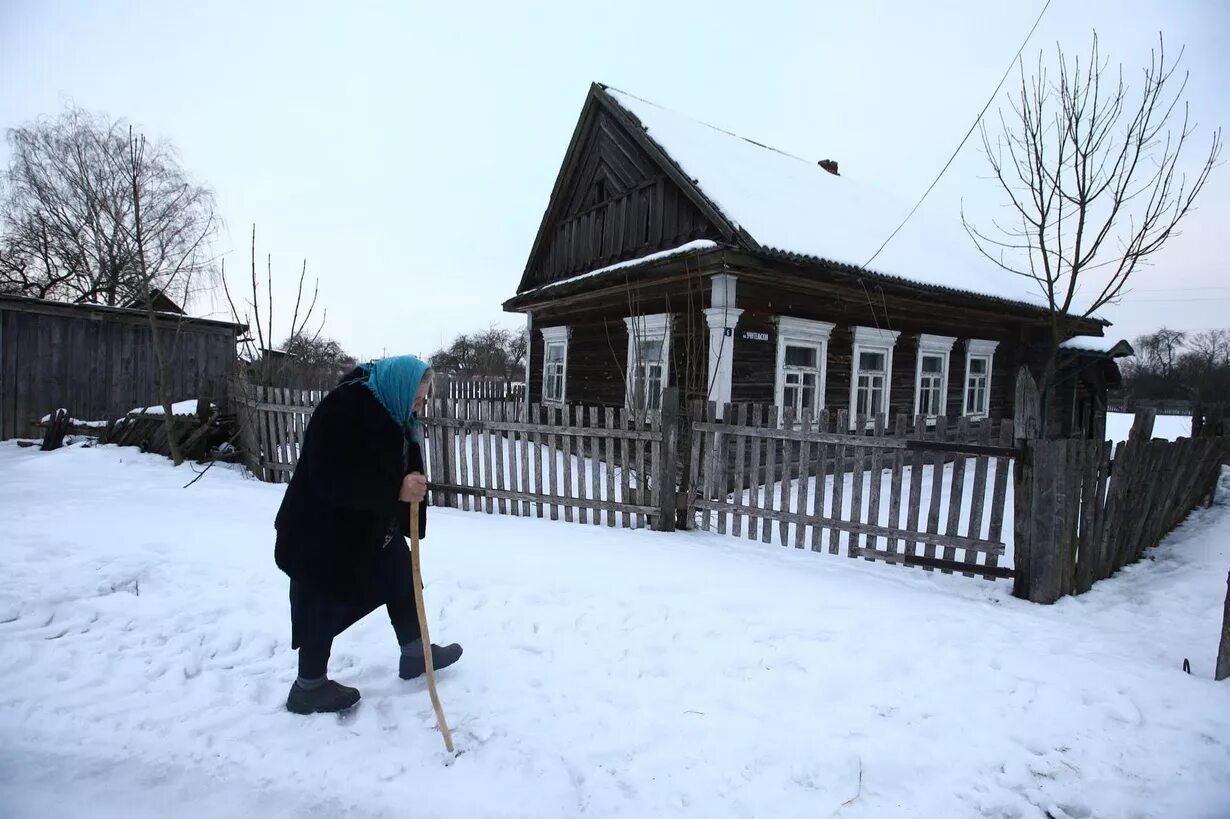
[356,355,431,444]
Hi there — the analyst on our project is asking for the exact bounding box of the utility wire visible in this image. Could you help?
[859,0,1053,271]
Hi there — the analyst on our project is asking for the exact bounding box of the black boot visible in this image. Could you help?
[399,641,463,680]
[286,679,361,714]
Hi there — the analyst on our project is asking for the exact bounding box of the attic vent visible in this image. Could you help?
[818,159,839,176]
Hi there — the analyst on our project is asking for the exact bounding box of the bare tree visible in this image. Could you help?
[1,105,217,305]
[430,325,527,381]
[279,333,357,385]
[221,225,322,387]
[964,33,1221,415]
[121,127,219,465]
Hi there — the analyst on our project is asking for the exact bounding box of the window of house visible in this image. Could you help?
[774,317,835,418]
[624,314,671,411]
[849,326,901,427]
[913,334,956,421]
[539,326,569,404]
[963,339,1000,418]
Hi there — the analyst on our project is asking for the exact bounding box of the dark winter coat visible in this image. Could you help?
[274,378,427,603]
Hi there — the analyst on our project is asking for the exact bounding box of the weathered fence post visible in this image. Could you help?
[1217,569,1230,682]
[1012,366,1044,601]
[231,380,263,480]
[656,388,680,532]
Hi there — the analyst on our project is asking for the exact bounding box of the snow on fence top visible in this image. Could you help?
[605,87,1048,309]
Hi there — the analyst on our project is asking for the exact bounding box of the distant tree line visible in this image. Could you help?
[429,326,527,381]
[1121,327,1230,409]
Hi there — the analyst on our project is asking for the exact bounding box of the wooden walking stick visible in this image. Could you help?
[409,500,455,753]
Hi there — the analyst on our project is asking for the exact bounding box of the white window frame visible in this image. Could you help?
[913,334,956,422]
[623,313,672,412]
[539,325,569,405]
[962,339,1000,418]
[774,316,834,419]
[849,326,901,428]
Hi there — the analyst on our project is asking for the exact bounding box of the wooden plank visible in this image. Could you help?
[439,485,658,516]
[732,403,748,539]
[523,400,538,516]
[428,415,660,440]
[941,418,971,573]
[590,406,602,527]
[517,402,531,516]
[1075,439,1103,594]
[573,406,588,525]
[495,403,511,515]
[830,409,848,555]
[809,433,828,553]
[455,399,470,510]
[485,402,498,515]
[471,401,485,512]
[632,407,646,530]
[445,399,462,508]
[924,416,948,569]
[1032,440,1065,603]
[619,406,632,528]
[745,404,765,542]
[779,408,797,547]
[605,407,617,527]
[848,421,865,559]
[690,499,1006,555]
[714,403,729,536]
[559,404,572,522]
[794,408,813,550]
[689,421,1018,456]
[649,407,662,531]
[886,414,907,557]
[761,406,779,545]
[864,414,885,560]
[687,401,704,531]
[985,422,1014,578]
[256,386,272,482]
[700,403,716,533]
[904,415,926,560]
[1086,439,1111,584]
[962,421,992,577]
[659,389,680,533]
[543,400,558,516]
[851,548,1015,580]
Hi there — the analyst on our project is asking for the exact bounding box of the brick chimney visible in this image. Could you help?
[818,159,839,176]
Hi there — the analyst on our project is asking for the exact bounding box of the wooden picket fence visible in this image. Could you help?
[234,378,1226,601]
[235,385,680,529]
[687,404,1018,580]
[432,376,525,400]
[421,395,678,530]
[234,384,323,482]
[1015,410,1227,602]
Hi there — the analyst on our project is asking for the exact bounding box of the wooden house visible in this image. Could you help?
[503,84,1127,436]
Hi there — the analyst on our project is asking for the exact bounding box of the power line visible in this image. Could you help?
[859,0,1053,271]
[1116,296,1230,303]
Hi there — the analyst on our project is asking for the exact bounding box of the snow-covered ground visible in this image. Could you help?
[1106,411,1193,447]
[1,442,1228,818]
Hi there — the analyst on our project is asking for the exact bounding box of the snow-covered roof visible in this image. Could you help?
[604,87,1048,309]
[1060,336,1134,357]
[520,240,718,296]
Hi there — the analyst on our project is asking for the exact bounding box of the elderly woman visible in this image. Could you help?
[274,355,462,715]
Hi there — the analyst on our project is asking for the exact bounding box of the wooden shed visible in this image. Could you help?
[504,83,1129,437]
[0,294,243,439]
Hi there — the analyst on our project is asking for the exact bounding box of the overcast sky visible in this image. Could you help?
[2,0,1227,359]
